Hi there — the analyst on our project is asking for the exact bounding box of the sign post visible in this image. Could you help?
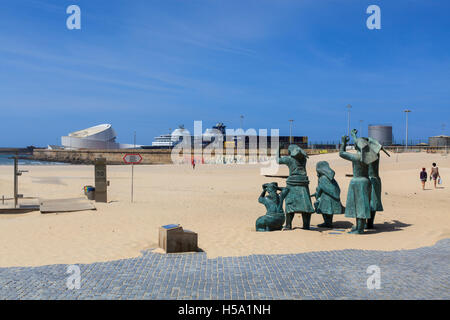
[94,157,108,203]
[123,153,142,202]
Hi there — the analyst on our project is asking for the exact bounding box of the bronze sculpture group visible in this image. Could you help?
[256,129,389,234]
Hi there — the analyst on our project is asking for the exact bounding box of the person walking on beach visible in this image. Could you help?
[430,163,440,188]
[191,157,196,170]
[420,168,427,190]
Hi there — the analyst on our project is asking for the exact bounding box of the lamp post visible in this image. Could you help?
[346,104,352,136]
[289,119,294,143]
[131,131,136,203]
[404,109,411,150]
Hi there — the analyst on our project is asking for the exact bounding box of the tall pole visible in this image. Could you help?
[404,109,411,151]
[289,119,294,143]
[346,104,352,136]
[240,115,244,129]
[444,124,448,154]
[14,154,18,208]
[131,131,136,203]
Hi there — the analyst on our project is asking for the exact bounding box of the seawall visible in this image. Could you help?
[30,148,338,165]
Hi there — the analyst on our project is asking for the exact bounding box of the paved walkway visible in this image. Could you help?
[1,239,449,299]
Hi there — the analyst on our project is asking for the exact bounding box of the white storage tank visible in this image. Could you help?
[368,125,393,146]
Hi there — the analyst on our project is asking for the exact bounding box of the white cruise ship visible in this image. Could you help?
[150,125,190,148]
[151,134,176,147]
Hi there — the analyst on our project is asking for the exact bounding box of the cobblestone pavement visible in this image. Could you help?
[0,239,449,300]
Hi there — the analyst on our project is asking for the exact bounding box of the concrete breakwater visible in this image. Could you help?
[31,149,174,165]
[30,148,338,165]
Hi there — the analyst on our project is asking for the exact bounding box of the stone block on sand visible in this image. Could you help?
[158,224,198,253]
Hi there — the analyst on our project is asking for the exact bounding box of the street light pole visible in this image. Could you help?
[131,131,136,203]
[404,109,411,151]
[289,120,294,143]
[346,104,352,136]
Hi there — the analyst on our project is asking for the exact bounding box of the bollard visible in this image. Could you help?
[94,158,108,203]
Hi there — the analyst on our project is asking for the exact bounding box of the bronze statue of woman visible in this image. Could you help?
[256,182,286,232]
[339,130,374,234]
[366,137,390,229]
[277,145,315,230]
[311,161,344,228]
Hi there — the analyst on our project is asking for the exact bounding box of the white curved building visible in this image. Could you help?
[61,124,134,149]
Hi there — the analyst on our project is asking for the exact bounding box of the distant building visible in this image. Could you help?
[148,123,308,150]
[61,124,136,149]
[234,135,307,149]
[368,125,393,146]
[429,135,450,147]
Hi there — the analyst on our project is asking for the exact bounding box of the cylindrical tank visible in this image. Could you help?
[429,136,450,147]
[368,125,393,146]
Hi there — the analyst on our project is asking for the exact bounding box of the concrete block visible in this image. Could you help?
[159,224,198,253]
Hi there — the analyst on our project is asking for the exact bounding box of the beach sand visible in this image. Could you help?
[0,152,448,267]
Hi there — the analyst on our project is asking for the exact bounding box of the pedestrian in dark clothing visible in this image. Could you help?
[420,168,427,190]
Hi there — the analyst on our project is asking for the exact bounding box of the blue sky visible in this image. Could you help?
[0,0,449,147]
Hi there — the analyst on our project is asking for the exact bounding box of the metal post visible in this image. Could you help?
[14,155,18,208]
[346,105,352,136]
[289,119,294,143]
[131,131,136,203]
[404,109,411,151]
[131,164,134,203]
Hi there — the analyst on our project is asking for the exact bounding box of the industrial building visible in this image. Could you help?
[61,124,135,150]
[147,123,308,150]
[368,125,393,146]
[429,135,450,147]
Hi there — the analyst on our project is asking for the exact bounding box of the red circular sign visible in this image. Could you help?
[123,153,142,164]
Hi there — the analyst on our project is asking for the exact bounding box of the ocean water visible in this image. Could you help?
[0,154,65,165]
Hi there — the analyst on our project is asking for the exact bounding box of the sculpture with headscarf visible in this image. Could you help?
[256,182,286,232]
[276,144,315,230]
[339,129,374,234]
[350,131,391,229]
[311,161,344,228]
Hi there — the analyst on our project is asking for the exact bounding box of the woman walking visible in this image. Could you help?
[430,163,440,188]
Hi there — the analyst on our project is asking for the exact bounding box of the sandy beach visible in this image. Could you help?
[0,152,448,267]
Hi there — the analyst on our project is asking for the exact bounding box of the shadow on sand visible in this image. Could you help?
[365,220,412,234]
[328,221,354,229]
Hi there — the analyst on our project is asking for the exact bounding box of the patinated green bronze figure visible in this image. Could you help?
[256,182,286,231]
[277,145,314,230]
[366,137,390,229]
[339,129,377,234]
[311,161,344,228]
